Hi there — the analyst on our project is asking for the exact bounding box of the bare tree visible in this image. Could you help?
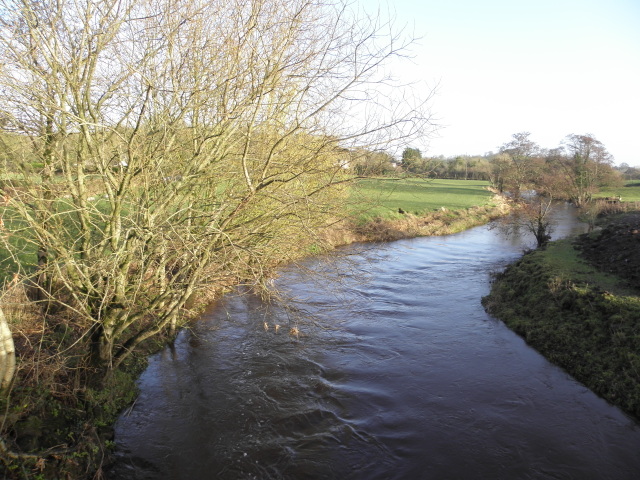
[0,0,435,371]
[492,192,555,249]
[550,134,616,207]
[496,132,541,200]
[520,196,555,248]
[491,133,558,248]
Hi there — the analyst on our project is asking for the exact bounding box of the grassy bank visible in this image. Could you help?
[322,178,509,245]
[482,224,640,422]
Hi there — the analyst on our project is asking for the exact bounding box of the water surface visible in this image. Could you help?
[110,204,640,479]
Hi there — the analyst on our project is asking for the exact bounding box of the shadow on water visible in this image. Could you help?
[109,204,640,480]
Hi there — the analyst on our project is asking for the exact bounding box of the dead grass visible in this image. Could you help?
[0,279,86,404]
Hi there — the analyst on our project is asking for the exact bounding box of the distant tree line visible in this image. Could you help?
[352,132,634,202]
[616,163,640,181]
[350,132,634,250]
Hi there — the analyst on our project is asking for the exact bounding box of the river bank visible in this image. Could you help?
[107,201,640,479]
[482,211,640,422]
[323,193,510,245]
[0,191,511,479]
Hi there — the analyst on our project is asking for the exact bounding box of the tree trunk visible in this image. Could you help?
[91,323,115,369]
[0,307,16,391]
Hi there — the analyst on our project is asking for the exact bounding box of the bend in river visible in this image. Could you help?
[109,203,640,480]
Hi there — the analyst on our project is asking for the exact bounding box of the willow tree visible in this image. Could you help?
[0,0,433,370]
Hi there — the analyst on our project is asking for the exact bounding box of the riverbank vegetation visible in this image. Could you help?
[0,0,638,477]
[483,211,640,422]
[0,0,438,476]
[321,178,509,244]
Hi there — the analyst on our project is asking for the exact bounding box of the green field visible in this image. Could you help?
[351,178,494,222]
[595,180,640,202]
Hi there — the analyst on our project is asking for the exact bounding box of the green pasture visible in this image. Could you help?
[351,178,494,222]
[0,208,34,285]
[595,180,640,203]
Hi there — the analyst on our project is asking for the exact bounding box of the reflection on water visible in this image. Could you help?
[109,205,640,479]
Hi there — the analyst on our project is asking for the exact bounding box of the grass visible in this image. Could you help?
[483,237,640,422]
[351,178,494,222]
[314,177,507,246]
[0,195,114,284]
[541,238,637,296]
[0,207,37,284]
[595,180,640,202]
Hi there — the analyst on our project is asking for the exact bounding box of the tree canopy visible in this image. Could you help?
[0,0,434,371]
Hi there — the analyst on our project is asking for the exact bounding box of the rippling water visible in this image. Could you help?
[109,204,640,479]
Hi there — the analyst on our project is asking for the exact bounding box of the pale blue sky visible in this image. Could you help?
[359,0,640,165]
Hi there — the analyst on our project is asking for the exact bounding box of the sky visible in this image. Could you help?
[359,0,640,165]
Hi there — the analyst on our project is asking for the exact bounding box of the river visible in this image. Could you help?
[109,203,640,479]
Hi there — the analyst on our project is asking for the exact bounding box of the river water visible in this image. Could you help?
[109,203,640,479]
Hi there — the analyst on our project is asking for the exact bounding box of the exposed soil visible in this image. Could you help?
[575,211,640,291]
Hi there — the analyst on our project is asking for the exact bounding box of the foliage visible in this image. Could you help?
[391,151,492,180]
[350,150,397,176]
[378,133,631,196]
[615,164,640,180]
[400,147,424,174]
[494,132,541,199]
[487,132,629,250]
[547,134,621,206]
